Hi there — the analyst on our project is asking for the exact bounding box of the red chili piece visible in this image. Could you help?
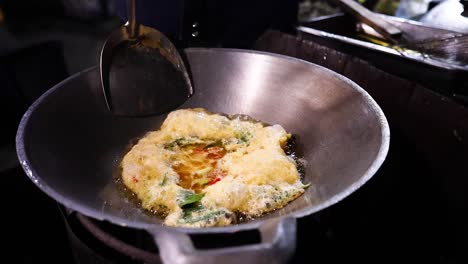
[208,177,221,185]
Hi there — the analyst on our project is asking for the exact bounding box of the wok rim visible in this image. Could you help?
[16,48,390,234]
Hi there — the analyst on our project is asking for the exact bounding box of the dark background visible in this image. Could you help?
[1,0,467,263]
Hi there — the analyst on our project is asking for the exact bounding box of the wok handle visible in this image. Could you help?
[150,217,297,264]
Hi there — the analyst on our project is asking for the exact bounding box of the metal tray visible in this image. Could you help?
[298,13,468,99]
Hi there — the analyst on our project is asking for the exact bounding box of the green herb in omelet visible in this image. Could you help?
[203,140,224,149]
[181,209,226,224]
[160,174,168,186]
[234,130,252,144]
[178,190,205,207]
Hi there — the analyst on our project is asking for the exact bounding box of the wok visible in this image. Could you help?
[16,48,389,264]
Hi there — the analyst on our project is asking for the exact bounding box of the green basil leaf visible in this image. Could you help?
[160,175,168,186]
[179,192,205,207]
[182,204,205,218]
[181,210,226,224]
[203,140,223,149]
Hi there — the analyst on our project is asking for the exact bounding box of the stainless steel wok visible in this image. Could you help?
[16,48,389,264]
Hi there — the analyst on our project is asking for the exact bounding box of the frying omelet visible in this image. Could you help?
[121,108,308,227]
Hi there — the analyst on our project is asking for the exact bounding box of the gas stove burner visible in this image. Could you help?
[75,214,161,263]
[62,209,161,264]
[62,210,266,264]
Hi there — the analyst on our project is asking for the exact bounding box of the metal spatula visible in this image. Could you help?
[100,0,193,116]
[337,0,402,43]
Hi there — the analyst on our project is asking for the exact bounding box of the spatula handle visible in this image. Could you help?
[127,0,138,38]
